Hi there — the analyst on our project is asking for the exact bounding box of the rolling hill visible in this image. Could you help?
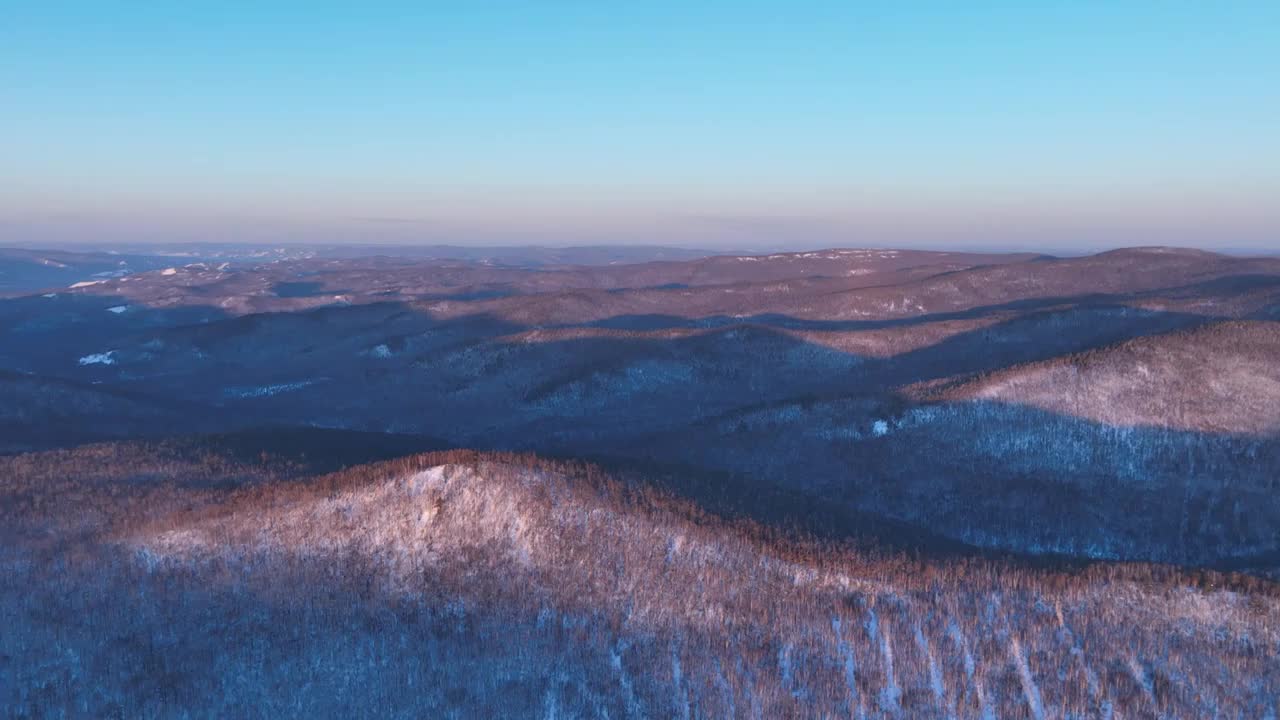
[3,443,1276,718]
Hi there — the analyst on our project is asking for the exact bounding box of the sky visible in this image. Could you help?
[1,2,1277,250]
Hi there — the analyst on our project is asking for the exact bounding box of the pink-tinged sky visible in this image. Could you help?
[2,2,1277,250]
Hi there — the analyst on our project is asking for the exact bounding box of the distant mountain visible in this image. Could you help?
[17,242,725,267]
[0,247,179,296]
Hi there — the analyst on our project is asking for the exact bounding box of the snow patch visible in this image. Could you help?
[1010,636,1045,720]
[161,267,178,275]
[225,380,318,398]
[79,351,117,366]
[42,293,57,299]
[872,420,890,437]
[68,280,105,289]
[371,344,393,358]
[106,305,128,314]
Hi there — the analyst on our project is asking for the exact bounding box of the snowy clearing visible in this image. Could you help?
[78,351,117,366]
[225,380,319,398]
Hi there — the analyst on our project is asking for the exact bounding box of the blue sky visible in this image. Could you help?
[2,2,1277,249]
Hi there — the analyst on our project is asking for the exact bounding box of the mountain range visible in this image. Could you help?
[2,244,1278,717]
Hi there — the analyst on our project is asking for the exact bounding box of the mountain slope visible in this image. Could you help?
[920,320,1280,435]
[4,446,1275,718]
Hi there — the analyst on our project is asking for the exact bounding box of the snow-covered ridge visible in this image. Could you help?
[729,249,903,263]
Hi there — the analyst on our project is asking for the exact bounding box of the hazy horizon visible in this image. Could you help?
[4,237,1278,260]
[3,3,1277,250]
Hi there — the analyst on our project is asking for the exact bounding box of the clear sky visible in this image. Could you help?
[2,2,1277,249]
